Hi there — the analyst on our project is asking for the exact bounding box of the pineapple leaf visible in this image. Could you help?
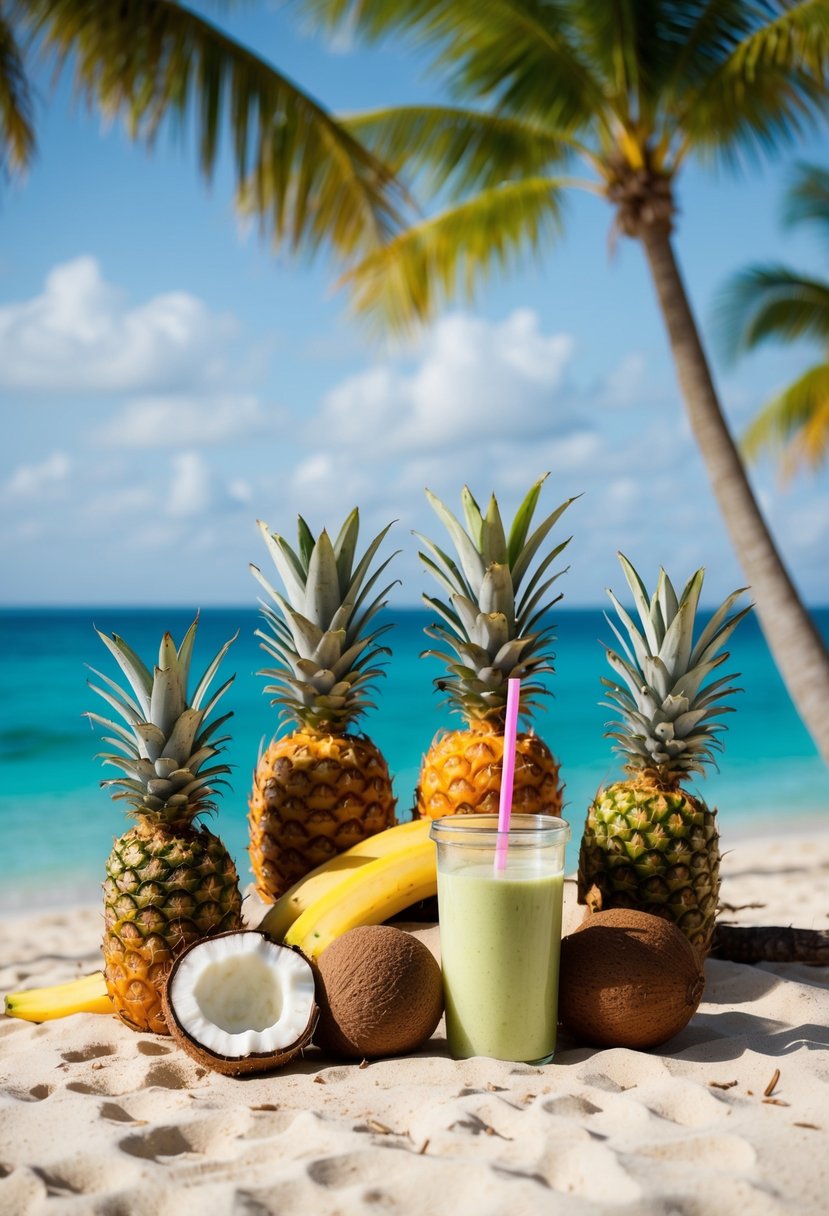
[658,568,704,678]
[332,507,360,591]
[425,488,486,596]
[84,712,139,755]
[482,494,508,564]
[478,563,515,622]
[256,520,306,610]
[605,589,652,671]
[161,706,204,765]
[196,675,236,725]
[296,515,316,571]
[312,628,348,669]
[460,485,485,550]
[304,529,341,627]
[510,496,577,591]
[86,680,143,730]
[250,563,293,618]
[656,569,680,631]
[520,597,563,637]
[516,569,567,631]
[191,631,237,712]
[417,546,467,601]
[85,666,143,720]
[283,608,324,659]
[506,474,548,569]
[515,540,570,616]
[132,721,167,761]
[691,596,752,667]
[616,554,661,654]
[343,520,396,608]
[176,616,199,690]
[95,629,153,717]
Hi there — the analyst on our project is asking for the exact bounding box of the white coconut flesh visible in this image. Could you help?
[168,933,316,1058]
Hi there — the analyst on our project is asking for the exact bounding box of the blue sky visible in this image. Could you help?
[2,3,828,608]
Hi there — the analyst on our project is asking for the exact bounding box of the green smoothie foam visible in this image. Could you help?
[437,861,564,1062]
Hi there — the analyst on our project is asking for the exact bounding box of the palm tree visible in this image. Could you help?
[716,162,829,481]
[0,0,402,259]
[301,0,829,763]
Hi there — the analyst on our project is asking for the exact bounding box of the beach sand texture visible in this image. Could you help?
[1,831,828,1216]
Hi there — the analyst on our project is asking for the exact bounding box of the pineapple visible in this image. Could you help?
[415,476,575,820]
[248,509,397,902]
[87,618,243,1035]
[578,555,750,953]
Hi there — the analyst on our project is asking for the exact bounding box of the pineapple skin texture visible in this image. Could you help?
[102,824,243,1035]
[416,724,564,820]
[577,778,720,953]
[248,729,397,902]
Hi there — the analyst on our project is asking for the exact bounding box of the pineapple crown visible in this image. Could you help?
[417,475,576,723]
[602,554,751,779]
[251,508,398,732]
[86,616,236,826]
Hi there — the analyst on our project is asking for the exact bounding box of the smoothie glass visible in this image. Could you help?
[431,814,570,1064]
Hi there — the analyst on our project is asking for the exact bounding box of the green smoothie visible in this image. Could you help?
[437,861,564,1062]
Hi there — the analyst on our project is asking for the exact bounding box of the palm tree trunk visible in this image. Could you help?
[638,223,829,764]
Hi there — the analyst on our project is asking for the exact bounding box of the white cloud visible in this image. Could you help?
[167,452,214,518]
[317,309,576,456]
[600,352,647,408]
[5,451,71,497]
[0,257,236,393]
[93,394,283,448]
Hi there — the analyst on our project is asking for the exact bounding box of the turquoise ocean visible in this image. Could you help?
[1,606,826,911]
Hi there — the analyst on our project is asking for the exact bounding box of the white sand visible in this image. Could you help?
[1,830,828,1215]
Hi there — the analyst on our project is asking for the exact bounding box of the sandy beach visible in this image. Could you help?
[1,828,828,1216]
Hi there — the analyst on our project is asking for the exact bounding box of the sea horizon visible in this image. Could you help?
[2,604,826,912]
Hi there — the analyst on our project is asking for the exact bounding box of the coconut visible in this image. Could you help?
[559,909,705,1050]
[162,930,318,1075]
[313,925,443,1060]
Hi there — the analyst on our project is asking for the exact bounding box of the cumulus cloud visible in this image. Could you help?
[0,256,236,393]
[93,394,284,448]
[5,451,71,497]
[167,452,214,518]
[317,309,576,456]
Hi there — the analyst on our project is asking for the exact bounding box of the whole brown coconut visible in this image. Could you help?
[559,909,705,1050]
[314,925,443,1059]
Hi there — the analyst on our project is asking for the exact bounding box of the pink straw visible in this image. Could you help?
[494,677,521,872]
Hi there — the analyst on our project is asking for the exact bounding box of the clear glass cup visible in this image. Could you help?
[430,814,570,1064]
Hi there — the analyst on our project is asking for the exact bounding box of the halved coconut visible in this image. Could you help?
[162,930,318,1075]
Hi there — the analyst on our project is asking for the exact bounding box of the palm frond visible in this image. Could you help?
[18,0,403,255]
[344,104,580,198]
[783,160,829,245]
[305,0,606,131]
[0,13,35,174]
[674,0,829,167]
[714,265,829,362]
[340,175,566,332]
[741,361,829,477]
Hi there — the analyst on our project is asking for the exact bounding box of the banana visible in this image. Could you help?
[259,817,432,942]
[284,835,437,961]
[5,971,113,1022]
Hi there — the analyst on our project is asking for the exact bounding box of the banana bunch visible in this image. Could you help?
[259,817,432,942]
[4,971,112,1022]
[283,830,437,960]
[4,819,438,1021]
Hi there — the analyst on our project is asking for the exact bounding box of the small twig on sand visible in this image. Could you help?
[764,1069,781,1098]
[717,901,767,914]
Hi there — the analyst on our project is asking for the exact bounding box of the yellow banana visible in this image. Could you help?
[259,817,432,942]
[5,971,113,1021]
[284,835,437,961]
